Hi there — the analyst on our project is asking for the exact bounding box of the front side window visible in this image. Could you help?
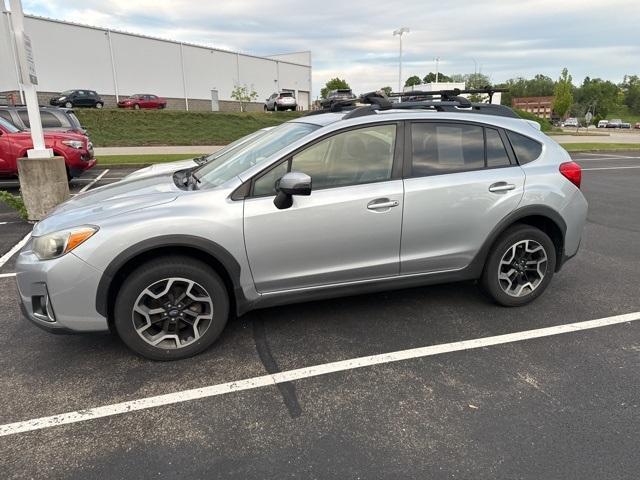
[506,131,543,165]
[410,123,484,176]
[289,124,396,190]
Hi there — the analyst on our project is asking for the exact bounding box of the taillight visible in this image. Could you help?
[559,161,582,189]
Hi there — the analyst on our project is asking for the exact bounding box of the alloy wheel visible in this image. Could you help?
[497,239,548,297]
[132,277,214,349]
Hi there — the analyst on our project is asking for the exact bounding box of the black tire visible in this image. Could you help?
[64,101,73,108]
[114,256,230,361]
[480,224,556,307]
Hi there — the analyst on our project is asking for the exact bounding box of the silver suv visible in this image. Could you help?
[16,98,587,360]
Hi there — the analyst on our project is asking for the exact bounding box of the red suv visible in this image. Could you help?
[117,94,167,109]
[0,117,96,179]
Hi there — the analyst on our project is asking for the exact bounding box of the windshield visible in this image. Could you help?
[195,122,320,189]
[0,117,20,133]
[60,90,74,96]
[199,128,269,164]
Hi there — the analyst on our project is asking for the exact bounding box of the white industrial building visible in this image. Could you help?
[0,13,312,111]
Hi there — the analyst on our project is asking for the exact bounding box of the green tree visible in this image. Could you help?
[574,77,620,117]
[380,86,393,97]
[621,75,640,114]
[497,74,556,106]
[553,68,574,118]
[404,75,422,87]
[230,84,258,112]
[423,72,452,83]
[464,72,492,102]
[320,78,351,99]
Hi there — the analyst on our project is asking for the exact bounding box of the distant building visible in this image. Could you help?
[511,96,554,119]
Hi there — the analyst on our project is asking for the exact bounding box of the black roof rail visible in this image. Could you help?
[391,87,509,104]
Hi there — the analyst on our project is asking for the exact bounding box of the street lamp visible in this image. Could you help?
[434,57,440,83]
[393,27,409,92]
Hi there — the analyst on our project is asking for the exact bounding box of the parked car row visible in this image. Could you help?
[0,106,95,179]
[48,89,166,110]
[598,118,635,129]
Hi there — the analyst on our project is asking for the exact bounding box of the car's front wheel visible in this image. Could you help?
[64,101,73,108]
[114,256,230,361]
[134,104,140,110]
[480,224,556,307]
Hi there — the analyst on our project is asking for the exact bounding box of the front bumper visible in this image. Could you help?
[16,245,109,333]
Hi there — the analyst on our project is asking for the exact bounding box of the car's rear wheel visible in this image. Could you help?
[114,256,229,361]
[134,104,140,110]
[480,224,556,307]
[64,101,73,108]
[96,102,103,109]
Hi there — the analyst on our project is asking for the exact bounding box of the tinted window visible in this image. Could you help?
[19,110,63,128]
[0,110,13,124]
[253,161,289,196]
[507,131,542,164]
[485,128,511,167]
[410,123,484,176]
[290,124,396,189]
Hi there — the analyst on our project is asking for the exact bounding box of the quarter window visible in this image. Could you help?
[290,124,396,189]
[410,123,484,176]
[253,161,289,196]
[506,131,542,164]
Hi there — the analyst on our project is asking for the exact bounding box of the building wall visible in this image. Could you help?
[0,14,312,110]
[512,96,554,119]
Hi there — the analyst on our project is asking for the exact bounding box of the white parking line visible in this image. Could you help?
[78,169,109,194]
[577,152,640,159]
[582,166,640,171]
[0,272,15,278]
[0,232,31,269]
[574,157,640,162]
[1,311,638,437]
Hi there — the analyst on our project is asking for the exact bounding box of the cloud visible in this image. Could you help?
[19,0,640,97]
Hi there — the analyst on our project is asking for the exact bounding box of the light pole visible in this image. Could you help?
[393,27,409,92]
[434,57,440,83]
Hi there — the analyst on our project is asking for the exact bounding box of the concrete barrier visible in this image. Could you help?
[17,157,70,221]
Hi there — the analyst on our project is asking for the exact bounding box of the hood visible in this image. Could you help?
[125,159,197,181]
[33,173,180,236]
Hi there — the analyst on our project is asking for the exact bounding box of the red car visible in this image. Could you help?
[0,117,96,179]
[117,94,167,109]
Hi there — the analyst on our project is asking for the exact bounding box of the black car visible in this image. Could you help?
[50,90,104,109]
[321,89,356,109]
[0,106,86,134]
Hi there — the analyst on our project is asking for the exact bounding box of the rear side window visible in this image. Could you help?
[410,123,484,176]
[18,110,63,128]
[485,128,511,167]
[506,131,542,164]
[0,110,13,124]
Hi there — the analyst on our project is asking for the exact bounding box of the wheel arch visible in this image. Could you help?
[471,205,567,275]
[95,235,248,326]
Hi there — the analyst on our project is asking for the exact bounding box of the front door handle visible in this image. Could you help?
[489,182,516,193]
[367,199,399,210]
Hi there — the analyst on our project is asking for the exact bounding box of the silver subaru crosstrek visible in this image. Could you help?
[16,98,588,360]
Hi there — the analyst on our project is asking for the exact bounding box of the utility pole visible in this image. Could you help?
[393,27,409,92]
[434,57,440,83]
[6,0,69,220]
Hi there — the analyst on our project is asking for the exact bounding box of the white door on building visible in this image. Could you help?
[211,89,219,112]
[297,90,310,110]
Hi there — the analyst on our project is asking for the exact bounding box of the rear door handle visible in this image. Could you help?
[367,199,399,210]
[489,182,516,193]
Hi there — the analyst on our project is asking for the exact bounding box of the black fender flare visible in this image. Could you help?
[95,235,247,318]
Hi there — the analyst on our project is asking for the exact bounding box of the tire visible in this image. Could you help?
[264,105,268,112]
[480,224,556,307]
[114,256,230,361]
[96,102,103,109]
[64,101,73,108]
[134,104,140,110]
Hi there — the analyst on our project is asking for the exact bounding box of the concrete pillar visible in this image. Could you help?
[17,157,69,221]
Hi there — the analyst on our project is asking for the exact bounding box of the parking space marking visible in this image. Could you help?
[0,272,15,278]
[577,152,640,159]
[1,311,638,437]
[574,156,640,162]
[0,232,31,269]
[582,166,640,171]
[78,169,109,193]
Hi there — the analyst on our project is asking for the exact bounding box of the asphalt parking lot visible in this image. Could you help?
[0,153,639,479]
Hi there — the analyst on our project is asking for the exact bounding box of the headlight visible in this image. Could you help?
[59,96,67,101]
[62,140,84,149]
[32,226,98,260]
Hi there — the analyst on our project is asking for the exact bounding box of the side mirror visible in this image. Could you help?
[273,171,312,210]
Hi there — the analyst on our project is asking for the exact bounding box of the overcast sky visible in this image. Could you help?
[22,0,640,97]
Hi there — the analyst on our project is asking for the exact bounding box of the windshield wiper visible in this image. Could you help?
[193,154,209,165]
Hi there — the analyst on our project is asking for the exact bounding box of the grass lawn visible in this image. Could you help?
[76,109,303,147]
[562,143,640,152]
[97,153,198,166]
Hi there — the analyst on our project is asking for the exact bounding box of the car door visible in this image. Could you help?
[401,121,525,274]
[243,123,404,292]
[0,123,16,173]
